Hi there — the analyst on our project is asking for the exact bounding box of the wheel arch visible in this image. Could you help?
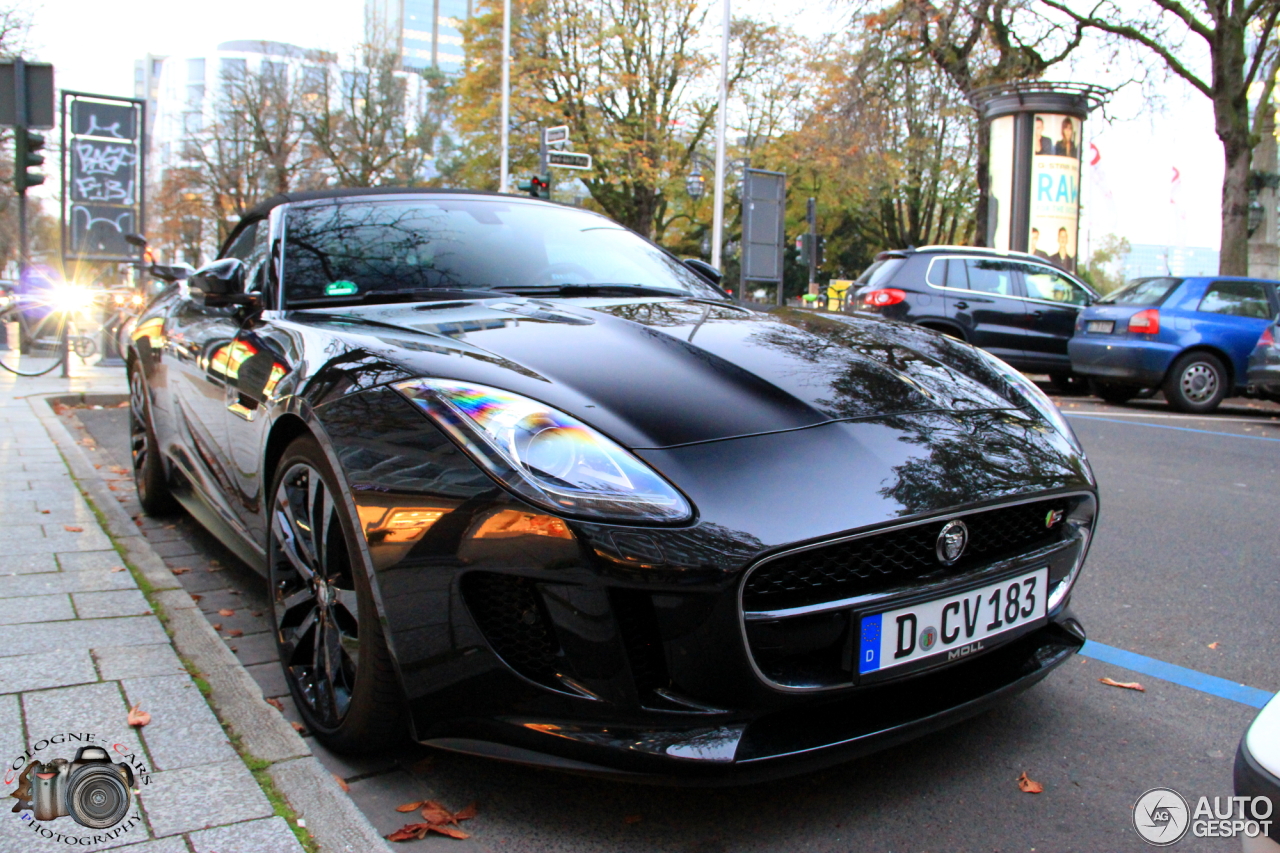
[917,320,968,341]
[1167,344,1236,389]
[262,413,313,502]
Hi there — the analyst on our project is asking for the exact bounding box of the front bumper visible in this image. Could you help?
[1068,335,1177,385]
[1236,691,1280,847]
[422,616,1085,783]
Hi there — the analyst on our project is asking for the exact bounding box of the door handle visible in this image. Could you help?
[1031,309,1044,317]
[954,301,968,310]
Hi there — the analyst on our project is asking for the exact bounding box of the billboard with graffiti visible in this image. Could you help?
[61,93,145,262]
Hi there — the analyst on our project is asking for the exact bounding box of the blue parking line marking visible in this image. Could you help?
[1079,641,1275,708]
[1064,413,1280,442]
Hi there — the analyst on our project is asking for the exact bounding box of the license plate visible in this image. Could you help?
[1086,320,1114,333]
[858,568,1048,675]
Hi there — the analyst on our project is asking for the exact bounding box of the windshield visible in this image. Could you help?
[281,198,722,306]
[1098,277,1181,306]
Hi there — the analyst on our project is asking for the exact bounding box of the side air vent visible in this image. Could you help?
[462,573,562,684]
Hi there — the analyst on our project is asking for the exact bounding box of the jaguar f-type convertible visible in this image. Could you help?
[128,188,1097,782]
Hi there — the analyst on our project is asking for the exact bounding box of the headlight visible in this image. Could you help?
[971,347,1084,453]
[395,379,693,523]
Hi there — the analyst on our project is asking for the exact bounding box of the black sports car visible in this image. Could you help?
[128,188,1097,782]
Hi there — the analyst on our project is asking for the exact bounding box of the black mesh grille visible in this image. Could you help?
[462,573,561,682]
[743,499,1070,611]
[610,590,670,695]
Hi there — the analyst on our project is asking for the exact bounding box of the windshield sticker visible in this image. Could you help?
[325,281,359,297]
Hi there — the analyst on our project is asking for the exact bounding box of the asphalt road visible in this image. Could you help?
[67,387,1280,853]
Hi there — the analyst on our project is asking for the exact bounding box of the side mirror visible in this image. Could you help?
[151,263,194,283]
[683,258,723,286]
[190,259,249,307]
[124,233,148,250]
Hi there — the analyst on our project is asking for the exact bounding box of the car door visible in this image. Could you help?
[163,223,259,522]
[1017,262,1093,369]
[1191,280,1279,382]
[945,257,1028,364]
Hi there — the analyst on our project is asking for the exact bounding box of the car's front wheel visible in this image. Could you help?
[1164,352,1227,413]
[267,435,405,753]
[1049,371,1089,394]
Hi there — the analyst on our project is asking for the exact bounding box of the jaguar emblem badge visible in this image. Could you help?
[936,520,969,565]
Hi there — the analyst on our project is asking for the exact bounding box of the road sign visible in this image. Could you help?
[547,150,592,170]
[741,168,787,299]
[544,125,570,146]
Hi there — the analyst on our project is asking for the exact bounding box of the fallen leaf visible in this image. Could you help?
[110,566,126,573]
[1099,677,1145,692]
[211,624,222,631]
[93,464,102,469]
[108,466,127,475]
[624,814,642,824]
[453,802,478,821]
[106,483,118,491]
[206,565,222,573]
[1017,771,1043,794]
[420,802,454,824]
[190,594,202,602]
[117,496,129,503]
[63,525,83,533]
[209,559,221,567]
[430,825,471,839]
[1208,642,1221,649]
[116,401,129,408]
[333,774,350,792]
[127,703,151,727]
[290,721,306,733]
[77,438,95,447]
[218,609,235,617]
[41,510,50,514]
[266,698,284,711]
[251,610,263,618]
[171,567,191,575]
[227,629,243,638]
[228,646,237,652]
[396,801,426,813]
[386,824,428,841]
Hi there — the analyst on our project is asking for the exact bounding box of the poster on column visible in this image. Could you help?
[1028,113,1081,272]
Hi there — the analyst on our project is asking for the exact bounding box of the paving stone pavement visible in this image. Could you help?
[0,365,309,853]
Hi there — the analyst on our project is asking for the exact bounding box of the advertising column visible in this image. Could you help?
[1029,113,1082,271]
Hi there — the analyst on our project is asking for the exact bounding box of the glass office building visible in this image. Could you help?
[370,0,471,73]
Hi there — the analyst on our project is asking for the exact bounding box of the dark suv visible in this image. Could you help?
[851,246,1098,388]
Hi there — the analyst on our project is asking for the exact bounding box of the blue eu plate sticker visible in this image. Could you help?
[859,614,882,674]
[325,280,358,296]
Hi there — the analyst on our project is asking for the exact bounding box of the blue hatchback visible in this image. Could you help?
[1069,276,1280,412]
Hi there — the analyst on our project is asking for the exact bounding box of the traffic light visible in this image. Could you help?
[14,128,46,193]
[796,233,825,267]
[516,174,551,199]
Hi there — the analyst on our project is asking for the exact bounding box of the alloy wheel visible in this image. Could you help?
[129,372,151,495]
[270,462,361,729]
[1179,362,1219,403]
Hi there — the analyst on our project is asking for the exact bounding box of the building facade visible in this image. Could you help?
[368,0,471,73]
[1121,243,1220,279]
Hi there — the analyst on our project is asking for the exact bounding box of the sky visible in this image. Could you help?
[22,0,1227,255]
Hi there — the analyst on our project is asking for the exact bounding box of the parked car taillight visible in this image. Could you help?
[1128,308,1160,334]
[863,288,906,308]
[1260,326,1276,347]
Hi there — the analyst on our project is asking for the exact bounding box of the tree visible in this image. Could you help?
[882,0,1086,246]
[1078,232,1130,293]
[1040,0,1280,275]
[454,0,792,239]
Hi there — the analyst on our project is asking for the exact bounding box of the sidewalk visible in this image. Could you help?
[0,363,320,852]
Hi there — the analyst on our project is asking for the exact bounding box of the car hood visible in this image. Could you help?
[297,296,1026,449]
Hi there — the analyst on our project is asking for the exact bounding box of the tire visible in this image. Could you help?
[129,367,180,515]
[1163,351,1228,413]
[267,435,405,753]
[1048,371,1089,394]
[1089,379,1138,405]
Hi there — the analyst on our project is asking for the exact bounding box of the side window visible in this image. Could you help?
[1197,281,1271,319]
[964,259,1015,296]
[1023,266,1090,305]
[222,223,258,262]
[925,258,948,288]
[946,258,969,289]
[246,225,271,293]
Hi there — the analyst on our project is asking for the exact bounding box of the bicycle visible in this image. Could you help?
[0,282,117,377]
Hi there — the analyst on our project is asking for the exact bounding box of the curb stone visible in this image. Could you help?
[31,393,396,853]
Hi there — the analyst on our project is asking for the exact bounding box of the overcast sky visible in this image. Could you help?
[24,0,1226,254]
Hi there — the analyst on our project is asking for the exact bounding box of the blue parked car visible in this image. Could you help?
[1070,276,1280,413]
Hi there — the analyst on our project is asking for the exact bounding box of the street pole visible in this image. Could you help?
[710,0,730,271]
[499,0,511,193]
[806,197,817,297]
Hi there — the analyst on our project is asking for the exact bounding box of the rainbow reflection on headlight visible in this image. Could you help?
[395,379,692,523]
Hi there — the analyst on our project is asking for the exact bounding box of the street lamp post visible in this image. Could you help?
[711,0,730,270]
[685,164,705,201]
[499,0,512,193]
